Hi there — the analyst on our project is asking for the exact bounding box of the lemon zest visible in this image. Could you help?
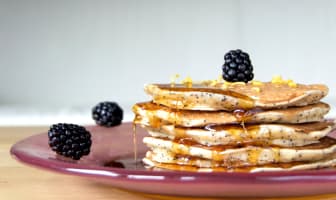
[271,75,284,84]
[181,76,193,88]
[251,80,263,86]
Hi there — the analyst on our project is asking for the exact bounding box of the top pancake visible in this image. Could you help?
[145,82,328,111]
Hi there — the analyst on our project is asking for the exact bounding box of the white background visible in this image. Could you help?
[1,0,336,125]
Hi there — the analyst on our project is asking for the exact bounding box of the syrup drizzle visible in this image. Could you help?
[232,108,264,134]
[132,120,138,168]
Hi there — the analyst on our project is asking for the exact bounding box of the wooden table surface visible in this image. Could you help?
[2,126,336,200]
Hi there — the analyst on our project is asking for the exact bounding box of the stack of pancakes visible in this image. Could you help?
[133,78,336,172]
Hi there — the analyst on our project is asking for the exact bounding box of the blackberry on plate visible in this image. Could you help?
[92,101,123,127]
[222,49,254,83]
[48,123,91,160]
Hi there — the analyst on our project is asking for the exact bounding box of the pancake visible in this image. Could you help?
[145,82,328,111]
[143,136,336,166]
[134,78,335,172]
[143,153,336,172]
[144,121,335,147]
[133,101,330,127]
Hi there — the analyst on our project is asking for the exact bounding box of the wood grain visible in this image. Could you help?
[1,126,336,200]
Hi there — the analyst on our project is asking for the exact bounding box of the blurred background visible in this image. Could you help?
[1,0,336,126]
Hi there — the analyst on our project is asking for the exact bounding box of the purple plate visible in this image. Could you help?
[10,123,336,197]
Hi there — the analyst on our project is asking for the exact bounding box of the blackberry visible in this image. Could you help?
[48,123,91,160]
[92,101,123,127]
[222,49,254,82]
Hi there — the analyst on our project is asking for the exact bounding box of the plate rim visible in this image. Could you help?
[10,123,336,185]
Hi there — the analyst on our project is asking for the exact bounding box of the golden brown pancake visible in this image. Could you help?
[133,101,330,127]
[143,153,336,172]
[145,82,328,111]
[143,136,336,166]
[143,120,335,147]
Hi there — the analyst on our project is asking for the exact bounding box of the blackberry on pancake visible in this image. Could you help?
[222,49,254,83]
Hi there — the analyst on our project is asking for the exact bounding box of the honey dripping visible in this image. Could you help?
[233,108,263,131]
[132,118,138,168]
[174,94,184,126]
[233,109,248,134]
